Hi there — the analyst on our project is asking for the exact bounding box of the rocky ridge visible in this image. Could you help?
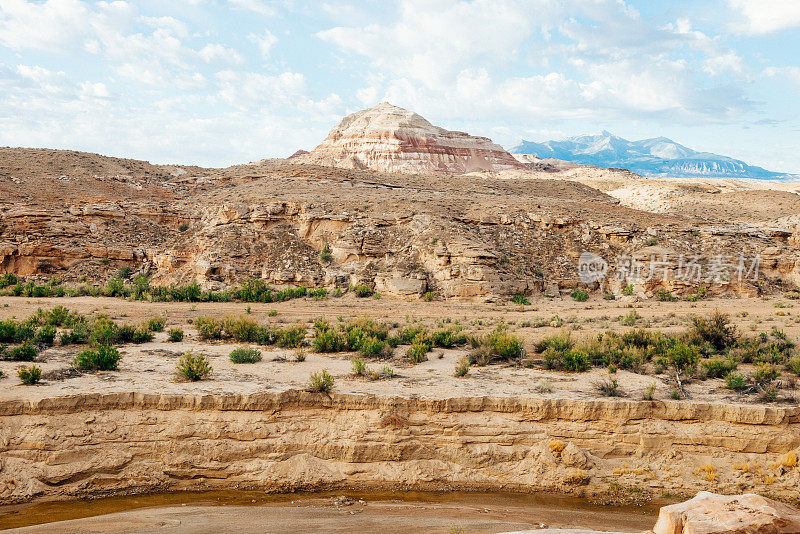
[294,102,524,174]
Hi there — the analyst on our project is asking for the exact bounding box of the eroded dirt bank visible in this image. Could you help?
[1,391,799,506]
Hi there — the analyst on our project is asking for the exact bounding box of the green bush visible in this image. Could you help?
[195,316,223,340]
[176,351,212,381]
[753,362,780,385]
[104,277,127,297]
[432,326,466,348]
[352,284,374,298]
[74,345,121,371]
[702,357,737,379]
[34,325,56,346]
[570,288,589,302]
[17,365,42,385]
[656,289,678,302]
[786,355,800,376]
[454,357,470,377]
[229,346,262,364]
[5,341,36,361]
[398,323,429,345]
[351,357,366,375]
[726,372,747,391]
[622,284,634,296]
[595,378,623,397]
[358,336,390,358]
[89,316,119,345]
[144,315,166,332]
[59,322,89,345]
[307,369,334,392]
[223,315,260,342]
[116,324,153,344]
[34,305,83,328]
[312,320,345,352]
[512,293,530,305]
[168,328,184,342]
[0,319,35,343]
[421,291,436,302]
[620,310,641,326]
[486,325,524,360]
[319,244,333,264]
[406,334,431,363]
[689,311,736,352]
[276,325,307,348]
[666,342,700,373]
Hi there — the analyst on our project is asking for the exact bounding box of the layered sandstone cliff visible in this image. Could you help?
[294,103,525,174]
[1,391,799,505]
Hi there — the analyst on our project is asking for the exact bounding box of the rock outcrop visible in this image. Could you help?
[653,492,800,534]
[295,102,524,174]
[2,392,800,505]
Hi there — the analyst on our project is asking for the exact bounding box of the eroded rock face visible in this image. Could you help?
[295,102,524,174]
[653,491,800,534]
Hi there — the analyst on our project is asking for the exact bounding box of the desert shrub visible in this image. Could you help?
[307,369,334,392]
[17,365,42,385]
[74,345,121,371]
[276,324,307,348]
[309,288,327,300]
[622,284,634,296]
[223,315,260,342]
[358,336,391,358]
[620,310,641,326]
[570,288,589,302]
[666,342,700,373]
[786,355,800,376]
[0,319,35,343]
[312,320,345,352]
[351,357,366,376]
[535,330,574,354]
[486,325,524,360]
[319,244,333,264]
[422,291,436,302]
[115,324,154,344]
[195,316,223,340]
[726,372,747,391]
[168,328,184,342]
[34,305,83,328]
[454,357,470,377]
[398,323,429,345]
[0,273,18,288]
[689,311,736,352]
[753,362,780,385]
[702,357,738,379]
[406,334,431,363]
[432,326,467,348]
[229,346,262,364]
[34,325,56,346]
[512,293,530,305]
[595,378,624,397]
[4,341,36,362]
[656,289,677,302]
[104,277,127,298]
[88,316,119,345]
[352,284,374,298]
[59,322,89,345]
[144,315,166,332]
[176,351,212,380]
[342,317,389,351]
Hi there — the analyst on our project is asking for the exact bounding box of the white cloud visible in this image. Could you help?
[764,66,800,85]
[199,43,244,64]
[729,0,800,34]
[318,0,751,126]
[226,0,276,15]
[248,30,277,59]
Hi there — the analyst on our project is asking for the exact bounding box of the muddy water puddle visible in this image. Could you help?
[0,490,660,532]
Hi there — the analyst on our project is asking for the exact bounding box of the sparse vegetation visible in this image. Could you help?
[17,365,42,385]
[307,369,334,392]
[229,346,262,364]
[74,345,121,371]
[168,328,184,342]
[176,351,212,381]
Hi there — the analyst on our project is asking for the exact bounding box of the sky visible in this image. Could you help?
[1,0,800,172]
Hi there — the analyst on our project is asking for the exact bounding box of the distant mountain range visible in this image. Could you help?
[509,131,796,180]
